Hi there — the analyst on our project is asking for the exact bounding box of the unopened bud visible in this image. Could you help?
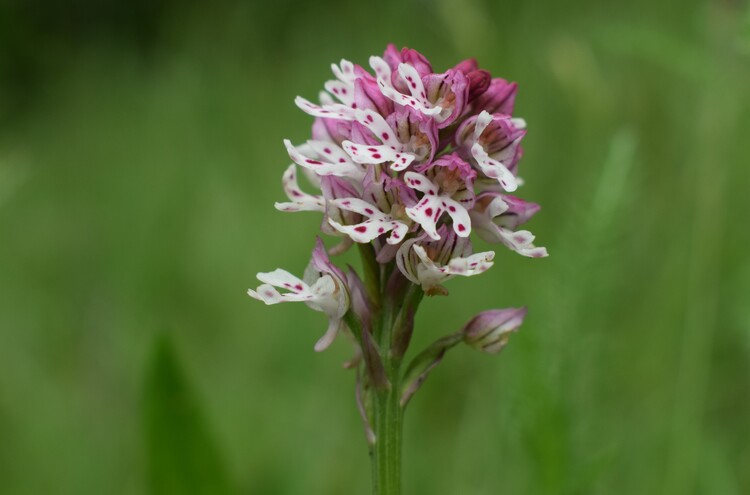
[462,307,527,354]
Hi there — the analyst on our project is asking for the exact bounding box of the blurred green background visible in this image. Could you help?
[1,0,749,494]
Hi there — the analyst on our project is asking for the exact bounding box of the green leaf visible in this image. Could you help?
[143,336,232,495]
[400,332,463,408]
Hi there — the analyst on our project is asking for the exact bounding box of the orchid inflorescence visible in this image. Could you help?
[247,45,547,485]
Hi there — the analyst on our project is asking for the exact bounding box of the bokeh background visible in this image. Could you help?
[1,0,749,494]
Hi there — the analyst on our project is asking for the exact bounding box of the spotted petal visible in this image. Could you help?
[369,56,442,117]
[295,96,356,121]
[471,194,548,258]
[249,269,316,304]
[404,172,472,239]
[328,198,408,244]
[284,139,363,180]
[341,141,415,170]
[470,142,519,192]
[274,165,326,213]
[353,108,401,147]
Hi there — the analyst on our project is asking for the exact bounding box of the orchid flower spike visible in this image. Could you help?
[246,45,549,492]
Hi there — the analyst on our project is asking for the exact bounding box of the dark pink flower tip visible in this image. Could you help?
[453,58,479,74]
[384,44,433,76]
[354,74,393,117]
[472,78,518,115]
[465,69,492,101]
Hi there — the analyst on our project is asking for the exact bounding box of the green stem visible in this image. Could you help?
[372,361,403,495]
[369,275,420,495]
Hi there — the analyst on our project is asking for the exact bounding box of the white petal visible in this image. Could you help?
[331,59,356,83]
[443,197,472,237]
[386,221,408,244]
[471,142,518,192]
[275,165,325,212]
[295,96,356,120]
[404,172,438,195]
[405,196,443,240]
[257,269,310,294]
[247,284,284,305]
[328,217,406,244]
[330,198,385,218]
[354,109,400,147]
[306,140,353,166]
[397,63,430,106]
[324,80,354,106]
[473,111,493,141]
[496,227,549,258]
[389,151,417,171]
[284,139,363,179]
[342,141,415,170]
[444,251,495,276]
[511,117,527,129]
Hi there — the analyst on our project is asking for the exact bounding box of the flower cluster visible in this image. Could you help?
[248,45,547,351]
